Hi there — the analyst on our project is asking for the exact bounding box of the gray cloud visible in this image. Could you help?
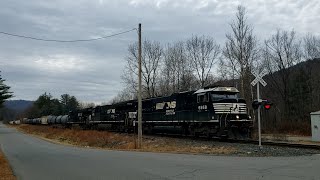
[0,0,319,104]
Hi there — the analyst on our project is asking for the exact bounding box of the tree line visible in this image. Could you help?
[0,72,90,120]
[23,93,80,118]
[118,5,320,103]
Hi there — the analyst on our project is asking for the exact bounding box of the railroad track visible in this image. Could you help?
[149,132,320,150]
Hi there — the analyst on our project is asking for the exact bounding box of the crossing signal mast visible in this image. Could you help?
[251,69,270,149]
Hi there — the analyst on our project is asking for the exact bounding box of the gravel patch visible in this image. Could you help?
[223,142,320,157]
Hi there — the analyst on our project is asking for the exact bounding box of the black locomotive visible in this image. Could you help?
[25,86,253,139]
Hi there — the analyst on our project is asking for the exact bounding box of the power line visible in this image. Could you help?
[0,28,137,42]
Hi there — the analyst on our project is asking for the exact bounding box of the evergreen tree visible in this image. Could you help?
[0,72,13,108]
[24,93,80,117]
[60,94,79,114]
[33,92,63,116]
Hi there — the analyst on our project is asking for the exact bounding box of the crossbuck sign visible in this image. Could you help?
[251,69,268,149]
[251,69,268,87]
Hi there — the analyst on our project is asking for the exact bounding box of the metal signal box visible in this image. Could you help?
[311,111,320,142]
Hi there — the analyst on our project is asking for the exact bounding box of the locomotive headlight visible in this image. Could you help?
[236,115,239,119]
[248,115,251,119]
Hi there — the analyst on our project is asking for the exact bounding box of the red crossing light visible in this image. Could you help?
[263,100,272,110]
[264,104,271,110]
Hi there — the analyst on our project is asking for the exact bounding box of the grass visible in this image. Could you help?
[263,121,311,136]
[14,124,236,155]
[16,125,136,149]
[0,148,16,180]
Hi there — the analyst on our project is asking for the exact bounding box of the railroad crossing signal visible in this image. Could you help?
[252,99,272,110]
[251,69,268,149]
[251,69,268,87]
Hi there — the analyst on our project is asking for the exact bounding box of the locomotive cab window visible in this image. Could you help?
[197,93,209,103]
[211,93,238,101]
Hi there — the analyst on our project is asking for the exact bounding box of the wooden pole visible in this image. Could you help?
[137,23,142,148]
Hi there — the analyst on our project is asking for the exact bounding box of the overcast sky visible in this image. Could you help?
[0,0,319,104]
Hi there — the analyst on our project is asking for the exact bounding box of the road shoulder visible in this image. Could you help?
[0,147,16,180]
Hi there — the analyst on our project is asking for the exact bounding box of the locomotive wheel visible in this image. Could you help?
[192,131,199,138]
[227,129,236,139]
[240,128,251,140]
[181,125,189,136]
[204,128,212,139]
[143,126,153,134]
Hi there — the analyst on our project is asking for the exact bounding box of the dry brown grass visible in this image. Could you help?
[14,124,236,155]
[16,125,135,149]
[0,148,16,180]
[264,121,311,136]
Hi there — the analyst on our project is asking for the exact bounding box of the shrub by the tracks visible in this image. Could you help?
[263,121,311,136]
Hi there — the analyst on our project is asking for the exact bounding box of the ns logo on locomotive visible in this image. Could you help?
[24,86,253,139]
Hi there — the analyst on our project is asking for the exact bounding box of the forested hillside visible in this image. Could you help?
[260,58,320,134]
[0,100,33,122]
[4,100,33,113]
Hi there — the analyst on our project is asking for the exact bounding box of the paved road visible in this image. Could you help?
[1,123,320,180]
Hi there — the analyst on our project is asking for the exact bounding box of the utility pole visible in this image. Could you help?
[137,23,142,148]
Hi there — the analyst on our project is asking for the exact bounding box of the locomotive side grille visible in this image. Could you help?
[213,103,247,114]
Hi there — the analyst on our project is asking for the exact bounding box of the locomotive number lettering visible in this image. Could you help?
[198,105,207,110]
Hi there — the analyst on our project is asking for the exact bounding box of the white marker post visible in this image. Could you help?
[251,69,268,149]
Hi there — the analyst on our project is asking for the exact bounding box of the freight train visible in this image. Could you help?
[23,86,253,139]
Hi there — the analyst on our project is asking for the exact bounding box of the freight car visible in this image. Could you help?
[25,86,253,139]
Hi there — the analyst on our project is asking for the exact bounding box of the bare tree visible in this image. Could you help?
[79,102,95,109]
[222,5,259,102]
[264,29,302,117]
[109,87,135,104]
[122,39,163,98]
[159,44,176,95]
[186,35,220,88]
[303,33,320,60]
[159,41,195,95]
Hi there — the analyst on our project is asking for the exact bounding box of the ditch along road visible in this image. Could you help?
[1,122,320,180]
